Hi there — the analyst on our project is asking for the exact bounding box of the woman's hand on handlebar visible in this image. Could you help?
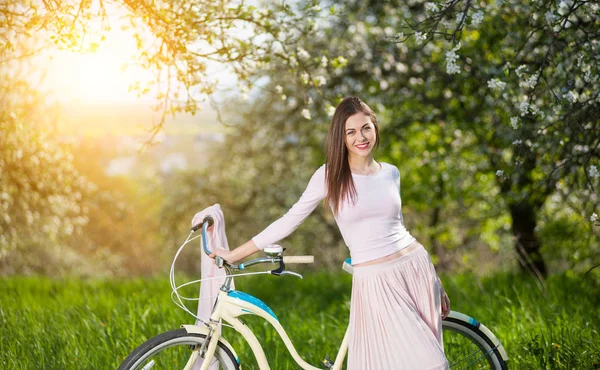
[210,240,261,264]
[209,249,236,264]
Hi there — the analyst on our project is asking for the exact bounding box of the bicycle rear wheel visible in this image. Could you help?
[118,329,240,370]
[442,316,508,370]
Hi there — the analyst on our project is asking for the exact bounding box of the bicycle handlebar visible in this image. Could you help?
[191,215,214,233]
[282,256,314,264]
[190,216,214,255]
[190,215,313,276]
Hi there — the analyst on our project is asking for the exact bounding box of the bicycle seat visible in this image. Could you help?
[342,258,353,275]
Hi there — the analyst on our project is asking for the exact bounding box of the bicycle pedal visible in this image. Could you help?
[322,355,334,369]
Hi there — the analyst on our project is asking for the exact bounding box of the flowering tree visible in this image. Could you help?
[3,0,598,275]
[388,0,600,276]
[1,0,323,137]
[0,0,321,273]
[218,0,599,276]
[0,74,92,274]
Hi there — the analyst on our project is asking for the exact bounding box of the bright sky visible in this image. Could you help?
[43,29,151,104]
[41,17,238,105]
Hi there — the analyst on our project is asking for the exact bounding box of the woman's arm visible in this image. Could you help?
[438,276,451,319]
[214,165,327,264]
[211,239,259,263]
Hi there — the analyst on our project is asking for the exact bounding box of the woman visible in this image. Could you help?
[212,96,450,369]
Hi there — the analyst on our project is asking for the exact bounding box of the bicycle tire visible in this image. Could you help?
[442,317,508,370]
[118,328,240,370]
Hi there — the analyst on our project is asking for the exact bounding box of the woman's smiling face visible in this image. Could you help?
[344,112,377,159]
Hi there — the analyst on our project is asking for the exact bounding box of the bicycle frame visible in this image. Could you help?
[192,288,349,370]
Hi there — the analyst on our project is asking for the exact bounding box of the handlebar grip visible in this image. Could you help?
[191,215,214,232]
[283,256,314,264]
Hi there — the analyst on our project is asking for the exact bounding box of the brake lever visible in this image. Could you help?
[278,271,303,279]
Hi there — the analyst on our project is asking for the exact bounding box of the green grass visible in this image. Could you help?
[1,271,599,369]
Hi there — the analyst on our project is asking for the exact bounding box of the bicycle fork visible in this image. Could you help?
[194,320,222,370]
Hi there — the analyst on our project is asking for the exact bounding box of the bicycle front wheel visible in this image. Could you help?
[118,329,240,370]
[442,315,508,370]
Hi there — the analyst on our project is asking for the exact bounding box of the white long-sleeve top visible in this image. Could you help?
[252,162,416,265]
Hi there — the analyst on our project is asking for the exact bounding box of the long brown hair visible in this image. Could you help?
[325,96,380,216]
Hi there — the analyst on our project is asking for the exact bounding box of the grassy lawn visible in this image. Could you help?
[1,271,599,369]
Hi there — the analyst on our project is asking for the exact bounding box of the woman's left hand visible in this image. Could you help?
[439,278,451,319]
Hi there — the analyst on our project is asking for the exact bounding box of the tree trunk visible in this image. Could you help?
[509,201,547,277]
[429,174,447,270]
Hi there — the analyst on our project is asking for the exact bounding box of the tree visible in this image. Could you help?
[1,0,324,137]
[389,0,600,276]
[199,0,600,276]
[0,73,92,274]
[0,0,327,274]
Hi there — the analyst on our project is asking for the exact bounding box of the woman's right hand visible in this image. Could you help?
[209,249,236,264]
[210,240,261,265]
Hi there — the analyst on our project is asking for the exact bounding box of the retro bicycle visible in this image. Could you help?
[118,217,509,370]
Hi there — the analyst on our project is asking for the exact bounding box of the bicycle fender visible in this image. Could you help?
[446,311,509,363]
[181,324,241,366]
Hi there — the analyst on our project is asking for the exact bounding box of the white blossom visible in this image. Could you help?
[396,32,405,40]
[576,53,586,68]
[414,32,427,45]
[513,139,523,146]
[281,94,287,101]
[445,43,461,74]
[487,78,507,91]
[562,91,579,103]
[320,56,328,68]
[515,65,527,78]
[300,72,309,84]
[471,11,484,26]
[275,85,283,94]
[456,12,466,24]
[496,170,504,177]
[301,109,311,120]
[494,0,505,6]
[510,117,520,129]
[425,2,440,14]
[241,93,249,101]
[356,22,366,35]
[590,165,599,180]
[289,56,298,67]
[315,75,327,87]
[558,0,572,15]
[519,101,530,116]
[545,11,558,24]
[307,97,313,105]
[297,47,310,61]
[520,74,539,89]
[529,103,540,116]
[380,80,389,90]
[591,213,598,223]
[326,105,336,117]
[333,56,348,68]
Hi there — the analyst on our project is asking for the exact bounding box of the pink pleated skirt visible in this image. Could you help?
[348,243,448,370]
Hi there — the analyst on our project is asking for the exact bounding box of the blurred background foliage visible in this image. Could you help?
[1,0,599,279]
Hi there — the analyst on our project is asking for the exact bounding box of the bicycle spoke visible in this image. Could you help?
[448,344,501,369]
[141,360,155,370]
[444,327,502,370]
